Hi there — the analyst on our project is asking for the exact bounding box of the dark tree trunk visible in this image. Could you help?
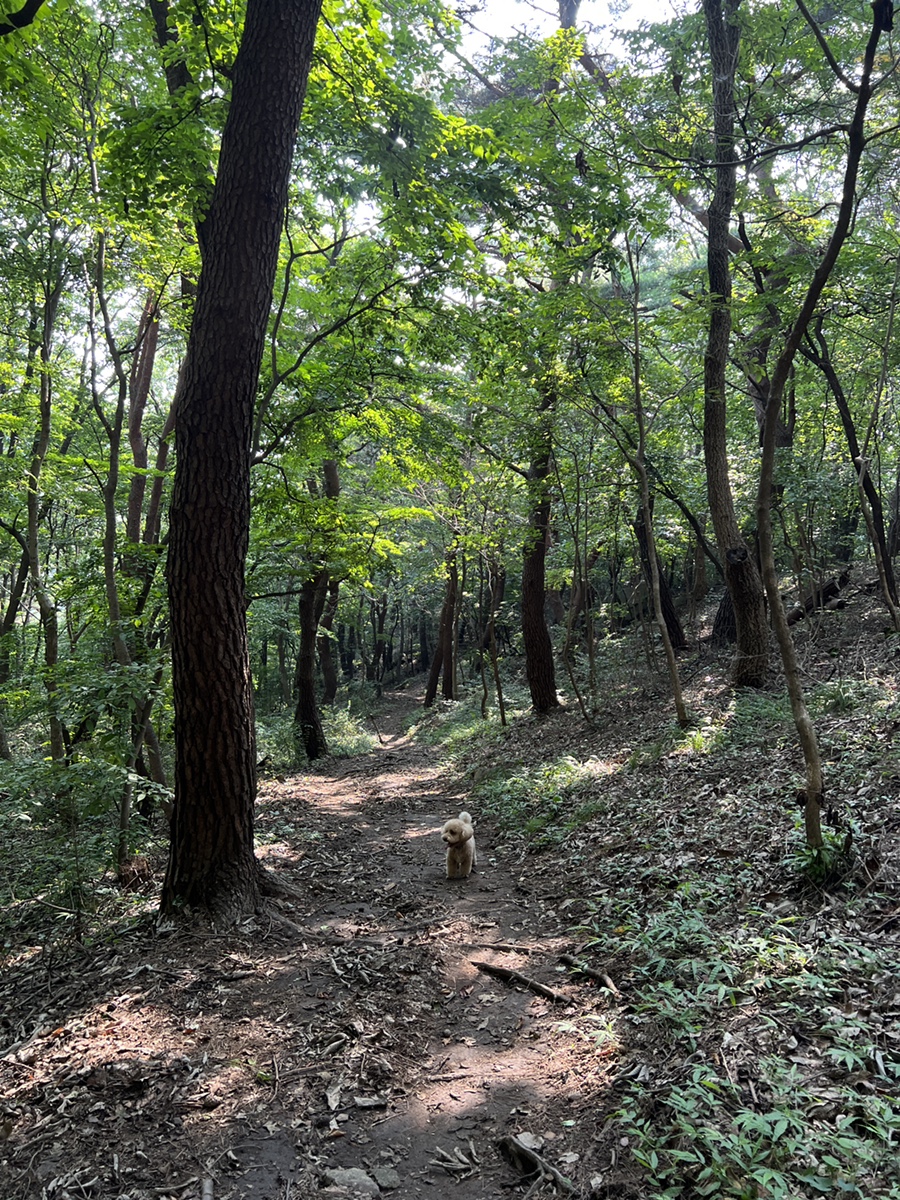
[160,0,323,925]
[276,628,292,704]
[344,621,357,678]
[294,572,329,760]
[522,429,559,713]
[702,0,769,688]
[801,319,897,602]
[441,559,459,701]
[480,562,507,649]
[418,610,430,672]
[424,551,458,707]
[316,459,341,705]
[712,588,736,646]
[371,593,388,680]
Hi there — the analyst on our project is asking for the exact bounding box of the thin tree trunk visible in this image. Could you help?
[634,506,688,653]
[294,572,329,760]
[756,6,887,850]
[27,267,66,761]
[318,580,341,704]
[424,550,457,708]
[802,316,897,604]
[625,237,688,726]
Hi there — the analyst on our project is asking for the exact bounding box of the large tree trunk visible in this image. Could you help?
[160,0,323,926]
[702,0,769,688]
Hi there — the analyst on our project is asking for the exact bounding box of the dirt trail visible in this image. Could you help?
[255,689,599,1198]
[0,691,613,1200]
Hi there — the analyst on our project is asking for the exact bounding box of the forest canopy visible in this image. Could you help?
[0,0,898,912]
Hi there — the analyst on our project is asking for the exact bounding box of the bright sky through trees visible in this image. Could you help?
[468,0,680,45]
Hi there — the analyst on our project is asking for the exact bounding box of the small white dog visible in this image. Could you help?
[441,811,477,880]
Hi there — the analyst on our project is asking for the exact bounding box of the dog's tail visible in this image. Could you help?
[459,811,473,824]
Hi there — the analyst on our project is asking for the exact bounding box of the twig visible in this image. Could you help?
[558,954,621,995]
[201,1181,215,1200]
[470,960,567,1003]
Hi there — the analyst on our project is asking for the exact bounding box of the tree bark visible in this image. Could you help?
[160,0,323,925]
[634,505,688,652]
[702,0,770,688]
[317,459,342,704]
[294,571,329,761]
[801,318,897,603]
[0,0,46,37]
[318,579,341,704]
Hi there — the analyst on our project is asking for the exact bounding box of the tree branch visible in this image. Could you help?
[0,0,45,36]
[795,0,859,92]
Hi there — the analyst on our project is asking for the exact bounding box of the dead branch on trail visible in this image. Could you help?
[559,953,621,995]
[470,960,567,1003]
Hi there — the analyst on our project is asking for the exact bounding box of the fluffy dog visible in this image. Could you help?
[441,811,477,879]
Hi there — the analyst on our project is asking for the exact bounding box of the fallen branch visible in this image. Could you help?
[470,960,567,1003]
[558,953,621,995]
[497,1135,576,1195]
[429,1141,479,1178]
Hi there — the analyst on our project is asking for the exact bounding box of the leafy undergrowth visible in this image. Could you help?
[436,595,900,1199]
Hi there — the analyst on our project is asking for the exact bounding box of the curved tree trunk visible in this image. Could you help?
[756,7,887,850]
[160,0,323,926]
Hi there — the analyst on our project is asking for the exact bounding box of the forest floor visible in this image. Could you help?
[3,585,900,1200]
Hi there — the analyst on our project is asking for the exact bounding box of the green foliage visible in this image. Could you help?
[478,755,591,844]
[0,753,167,947]
[256,703,377,768]
[582,886,900,1198]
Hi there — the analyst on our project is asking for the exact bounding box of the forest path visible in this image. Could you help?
[0,690,612,1200]
[246,687,601,1198]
